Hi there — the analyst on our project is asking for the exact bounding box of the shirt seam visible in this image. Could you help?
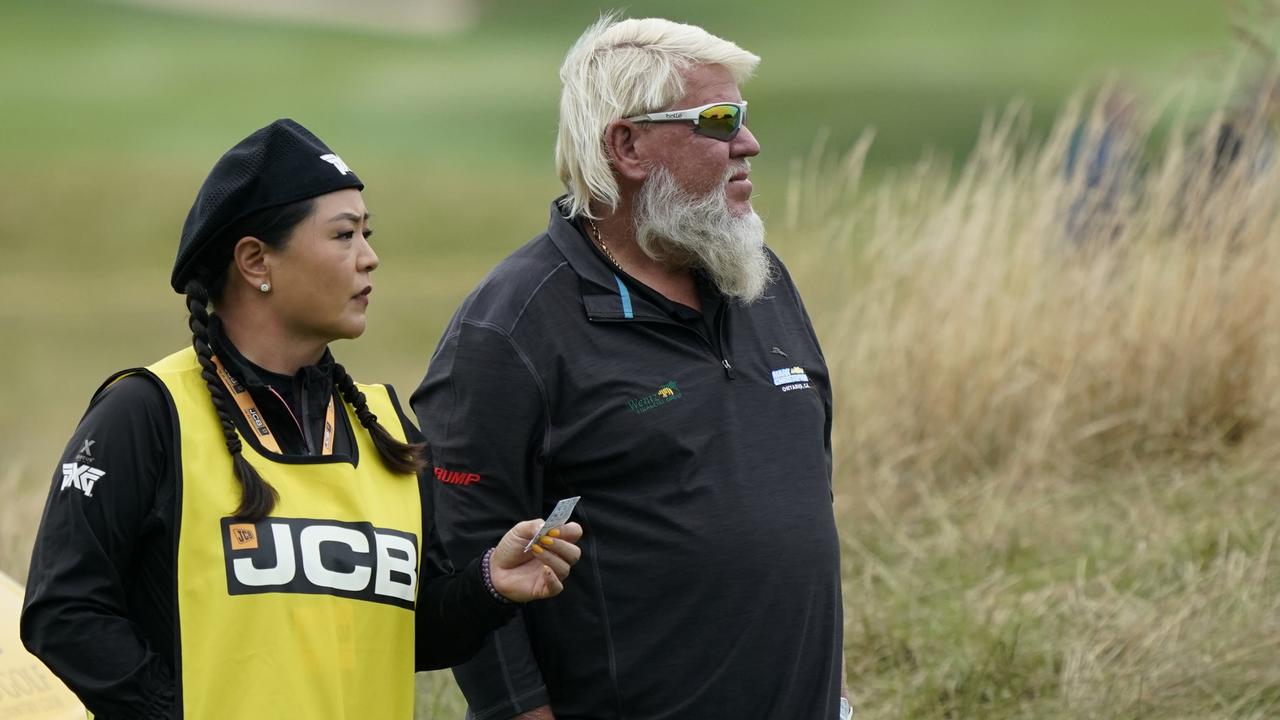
[511,261,570,332]
[468,685,549,720]
[457,320,552,444]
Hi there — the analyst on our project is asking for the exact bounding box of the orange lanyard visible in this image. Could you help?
[210,355,336,456]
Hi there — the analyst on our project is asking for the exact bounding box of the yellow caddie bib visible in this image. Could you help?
[141,347,420,720]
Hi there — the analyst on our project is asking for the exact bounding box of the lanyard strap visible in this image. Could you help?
[210,354,336,456]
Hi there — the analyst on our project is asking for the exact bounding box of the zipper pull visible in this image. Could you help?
[722,358,735,380]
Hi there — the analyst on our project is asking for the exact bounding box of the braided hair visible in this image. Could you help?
[186,277,278,521]
[333,364,426,475]
[183,199,425,522]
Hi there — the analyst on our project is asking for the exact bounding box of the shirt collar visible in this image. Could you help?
[544,197,726,323]
[208,313,336,391]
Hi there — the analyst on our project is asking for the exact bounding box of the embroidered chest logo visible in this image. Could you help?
[222,516,419,609]
[627,381,684,414]
[771,366,811,392]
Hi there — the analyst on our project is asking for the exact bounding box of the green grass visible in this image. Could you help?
[0,0,1237,171]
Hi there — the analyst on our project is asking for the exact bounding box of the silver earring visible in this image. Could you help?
[259,282,271,293]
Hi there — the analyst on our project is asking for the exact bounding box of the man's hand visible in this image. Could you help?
[490,520,584,602]
[513,706,556,720]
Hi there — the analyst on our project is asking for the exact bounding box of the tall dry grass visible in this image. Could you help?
[791,88,1280,481]
[779,87,1280,717]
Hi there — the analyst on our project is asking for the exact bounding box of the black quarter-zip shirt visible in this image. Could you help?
[413,199,842,720]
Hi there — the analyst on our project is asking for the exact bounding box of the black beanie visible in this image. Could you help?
[171,118,364,292]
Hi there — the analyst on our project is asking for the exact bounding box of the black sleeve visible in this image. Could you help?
[414,555,517,671]
[385,388,519,671]
[411,322,553,716]
[20,374,176,719]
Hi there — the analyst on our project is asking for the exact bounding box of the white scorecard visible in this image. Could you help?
[524,496,581,552]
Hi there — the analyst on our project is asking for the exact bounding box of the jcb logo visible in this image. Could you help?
[221,517,418,609]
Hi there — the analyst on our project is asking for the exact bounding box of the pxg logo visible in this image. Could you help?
[221,516,419,610]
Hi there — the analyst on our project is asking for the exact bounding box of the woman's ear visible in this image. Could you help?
[603,119,650,184]
[232,236,271,292]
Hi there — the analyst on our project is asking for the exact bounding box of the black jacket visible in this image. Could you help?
[412,201,843,720]
[21,318,514,720]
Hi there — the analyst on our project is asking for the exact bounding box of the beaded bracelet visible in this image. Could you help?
[481,547,515,605]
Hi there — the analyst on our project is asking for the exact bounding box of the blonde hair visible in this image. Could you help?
[555,15,760,219]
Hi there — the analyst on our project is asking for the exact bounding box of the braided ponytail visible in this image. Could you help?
[185,278,278,521]
[333,363,427,475]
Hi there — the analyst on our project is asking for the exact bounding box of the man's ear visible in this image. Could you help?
[232,236,272,291]
[604,119,649,183]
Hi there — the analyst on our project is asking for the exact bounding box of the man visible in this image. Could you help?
[413,16,847,720]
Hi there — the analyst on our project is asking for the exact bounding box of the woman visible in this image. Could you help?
[20,119,583,719]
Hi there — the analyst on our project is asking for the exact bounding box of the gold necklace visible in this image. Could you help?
[586,218,624,272]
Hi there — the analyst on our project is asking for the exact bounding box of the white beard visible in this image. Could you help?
[633,165,773,304]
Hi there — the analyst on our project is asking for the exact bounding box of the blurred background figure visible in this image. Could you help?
[1171,72,1280,244]
[1063,85,1143,244]
[1208,74,1279,181]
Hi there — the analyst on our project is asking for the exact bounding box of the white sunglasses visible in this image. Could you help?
[625,101,749,141]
